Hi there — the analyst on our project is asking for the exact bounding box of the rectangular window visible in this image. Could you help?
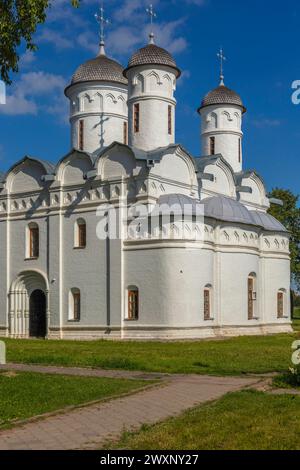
[128,290,139,320]
[73,293,81,321]
[30,228,39,258]
[248,278,254,320]
[78,224,86,248]
[277,292,284,318]
[123,121,128,145]
[204,289,211,321]
[238,139,241,163]
[210,137,215,155]
[168,105,172,135]
[79,120,84,150]
[134,104,140,133]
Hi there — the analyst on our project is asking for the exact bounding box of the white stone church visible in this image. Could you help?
[0,20,292,340]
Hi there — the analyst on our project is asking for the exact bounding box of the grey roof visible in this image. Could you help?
[154,194,203,216]
[249,210,287,233]
[124,44,181,78]
[199,84,246,113]
[203,195,288,232]
[203,196,254,225]
[68,54,128,88]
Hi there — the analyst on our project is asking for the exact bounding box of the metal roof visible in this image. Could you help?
[199,84,246,113]
[124,44,181,78]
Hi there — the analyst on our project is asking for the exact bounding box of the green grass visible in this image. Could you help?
[0,371,148,428]
[3,332,299,376]
[103,390,300,450]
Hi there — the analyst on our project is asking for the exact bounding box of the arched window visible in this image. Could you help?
[127,287,139,320]
[204,285,213,321]
[74,218,86,248]
[69,288,81,321]
[27,222,39,259]
[277,289,286,318]
[248,273,257,320]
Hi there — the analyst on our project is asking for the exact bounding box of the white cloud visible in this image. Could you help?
[36,0,198,61]
[19,50,36,69]
[252,118,282,129]
[0,72,66,117]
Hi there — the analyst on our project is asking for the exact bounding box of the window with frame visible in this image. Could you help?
[123,121,128,145]
[78,119,84,150]
[168,105,172,135]
[277,291,285,318]
[69,289,81,322]
[73,292,81,321]
[248,275,257,320]
[210,136,215,155]
[75,219,86,249]
[238,138,241,163]
[204,288,211,321]
[134,104,140,133]
[128,288,139,320]
[28,224,39,258]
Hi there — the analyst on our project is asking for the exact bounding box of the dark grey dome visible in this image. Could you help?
[199,84,246,113]
[124,44,181,78]
[203,196,254,226]
[69,53,128,87]
[249,211,287,233]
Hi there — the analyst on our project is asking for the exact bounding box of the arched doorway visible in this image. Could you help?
[29,290,46,338]
[9,270,49,338]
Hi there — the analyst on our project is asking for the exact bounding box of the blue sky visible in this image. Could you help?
[0,0,300,195]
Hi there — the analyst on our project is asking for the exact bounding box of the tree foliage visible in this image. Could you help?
[0,0,80,84]
[268,188,300,290]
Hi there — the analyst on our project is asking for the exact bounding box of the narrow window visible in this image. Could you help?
[128,288,139,320]
[78,223,86,248]
[168,105,172,135]
[29,225,39,258]
[134,104,140,133]
[75,219,86,249]
[204,289,211,321]
[73,292,81,321]
[248,276,256,320]
[69,289,81,321]
[123,121,128,145]
[210,136,215,155]
[78,120,84,150]
[277,291,285,318]
[238,139,241,163]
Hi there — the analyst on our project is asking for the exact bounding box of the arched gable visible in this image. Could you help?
[6,157,53,194]
[199,156,236,198]
[97,143,137,180]
[149,146,198,187]
[237,171,269,208]
[56,150,94,185]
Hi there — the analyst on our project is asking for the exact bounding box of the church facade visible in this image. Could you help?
[0,28,292,340]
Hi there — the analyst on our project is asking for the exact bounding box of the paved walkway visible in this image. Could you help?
[0,364,262,450]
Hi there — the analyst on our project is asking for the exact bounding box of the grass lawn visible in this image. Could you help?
[103,390,300,450]
[3,331,299,376]
[0,371,148,428]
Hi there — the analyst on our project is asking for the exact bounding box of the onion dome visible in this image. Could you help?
[199,83,246,113]
[65,45,127,93]
[124,39,181,78]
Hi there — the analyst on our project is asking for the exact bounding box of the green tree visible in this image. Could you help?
[0,0,80,84]
[268,188,300,291]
